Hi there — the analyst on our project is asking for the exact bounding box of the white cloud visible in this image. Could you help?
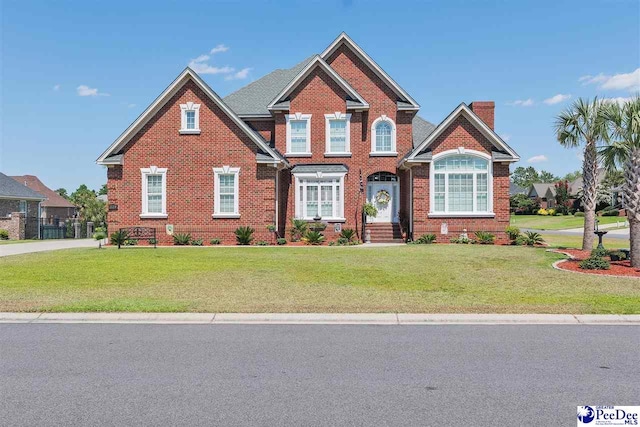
[543,94,571,105]
[188,50,234,75]
[53,84,60,91]
[77,85,109,97]
[507,99,534,107]
[579,68,640,92]
[527,155,548,163]
[500,134,511,142]
[210,44,229,54]
[225,67,251,81]
[602,96,632,106]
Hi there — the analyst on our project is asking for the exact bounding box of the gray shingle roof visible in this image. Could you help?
[223,56,315,116]
[0,172,46,200]
[290,164,349,174]
[411,115,436,149]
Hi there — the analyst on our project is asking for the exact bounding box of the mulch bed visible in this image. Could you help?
[553,249,640,278]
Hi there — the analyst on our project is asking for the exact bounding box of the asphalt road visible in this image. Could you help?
[1,325,638,426]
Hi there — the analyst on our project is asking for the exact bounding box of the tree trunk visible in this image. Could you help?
[623,148,640,267]
[581,142,598,250]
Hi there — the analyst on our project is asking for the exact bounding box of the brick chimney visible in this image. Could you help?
[469,101,495,130]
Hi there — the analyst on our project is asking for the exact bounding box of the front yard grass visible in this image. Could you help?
[510,214,624,230]
[540,233,629,250]
[0,245,638,314]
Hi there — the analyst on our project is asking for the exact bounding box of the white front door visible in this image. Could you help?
[368,182,398,223]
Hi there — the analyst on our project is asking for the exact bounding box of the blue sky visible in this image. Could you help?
[1,0,639,191]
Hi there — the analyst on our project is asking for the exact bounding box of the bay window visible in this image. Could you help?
[429,152,493,216]
[294,174,344,220]
[140,166,168,218]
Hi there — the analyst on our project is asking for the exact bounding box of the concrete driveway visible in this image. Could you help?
[0,239,96,257]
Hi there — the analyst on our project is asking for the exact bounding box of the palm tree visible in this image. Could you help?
[601,96,640,267]
[555,98,608,251]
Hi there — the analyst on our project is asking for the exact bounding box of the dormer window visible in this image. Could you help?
[371,115,397,156]
[180,102,200,134]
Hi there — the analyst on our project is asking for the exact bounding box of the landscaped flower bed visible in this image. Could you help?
[553,249,640,278]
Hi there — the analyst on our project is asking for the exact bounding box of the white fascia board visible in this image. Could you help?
[321,32,420,109]
[267,55,369,110]
[406,104,520,163]
[96,68,283,165]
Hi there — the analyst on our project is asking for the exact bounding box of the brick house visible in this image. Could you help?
[11,175,76,224]
[97,33,519,244]
[0,172,45,240]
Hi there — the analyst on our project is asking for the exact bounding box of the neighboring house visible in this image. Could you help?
[96,33,520,243]
[509,183,527,197]
[0,172,45,239]
[11,175,76,224]
[528,183,556,209]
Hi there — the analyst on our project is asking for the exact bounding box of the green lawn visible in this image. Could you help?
[540,233,629,250]
[1,246,638,314]
[510,214,624,230]
[0,239,41,245]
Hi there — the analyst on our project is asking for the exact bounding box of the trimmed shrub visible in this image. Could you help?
[302,231,325,245]
[339,228,356,242]
[523,231,544,246]
[234,227,255,245]
[574,212,585,217]
[579,256,610,270]
[190,238,204,246]
[209,238,221,245]
[124,239,137,246]
[450,237,471,244]
[474,231,495,245]
[93,226,107,241]
[173,233,191,245]
[515,235,528,246]
[590,247,608,258]
[289,219,308,242]
[0,229,8,240]
[414,233,436,244]
[601,209,620,217]
[609,251,627,261]
[505,226,520,243]
[276,238,287,245]
[537,208,549,216]
[110,230,129,246]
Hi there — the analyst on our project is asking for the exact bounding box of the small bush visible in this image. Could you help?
[363,202,378,218]
[148,238,157,245]
[255,240,269,246]
[337,237,350,245]
[110,230,129,246]
[308,221,327,232]
[190,238,204,246]
[609,251,627,261]
[124,239,137,246]
[579,256,610,270]
[474,231,495,245]
[574,212,585,217]
[590,247,608,258]
[276,238,287,245]
[515,235,528,246]
[537,208,548,216]
[414,233,436,244]
[210,238,221,245]
[601,209,620,217]
[173,233,192,246]
[302,230,325,245]
[289,219,308,242]
[505,226,520,243]
[450,237,471,244]
[339,228,356,242]
[0,229,8,240]
[266,224,276,233]
[234,226,254,245]
[523,231,544,246]
[93,230,107,240]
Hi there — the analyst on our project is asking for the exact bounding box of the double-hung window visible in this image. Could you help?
[324,113,351,156]
[179,102,200,134]
[19,200,27,214]
[285,113,312,156]
[140,167,168,218]
[370,116,397,155]
[213,166,240,217]
[430,153,493,216]
[294,174,344,220]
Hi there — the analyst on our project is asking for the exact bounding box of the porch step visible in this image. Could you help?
[367,223,403,243]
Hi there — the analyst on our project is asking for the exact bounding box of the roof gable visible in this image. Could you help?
[267,55,368,111]
[96,68,284,165]
[0,172,45,200]
[321,32,420,110]
[10,175,75,208]
[404,103,520,165]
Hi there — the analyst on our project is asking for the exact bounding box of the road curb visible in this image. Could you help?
[0,313,639,325]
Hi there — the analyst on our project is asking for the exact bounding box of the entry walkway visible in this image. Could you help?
[0,239,96,257]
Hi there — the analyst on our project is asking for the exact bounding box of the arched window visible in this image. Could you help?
[371,116,396,155]
[430,152,493,215]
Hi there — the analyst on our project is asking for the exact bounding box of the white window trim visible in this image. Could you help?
[324,112,351,156]
[179,102,201,134]
[370,115,397,156]
[285,113,312,156]
[213,166,240,218]
[140,166,168,218]
[428,148,494,217]
[19,200,27,214]
[293,172,346,221]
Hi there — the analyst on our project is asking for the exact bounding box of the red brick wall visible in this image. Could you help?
[411,114,511,243]
[106,79,277,245]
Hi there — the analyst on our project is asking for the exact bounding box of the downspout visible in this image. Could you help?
[409,167,413,240]
[274,165,279,235]
[37,201,42,239]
